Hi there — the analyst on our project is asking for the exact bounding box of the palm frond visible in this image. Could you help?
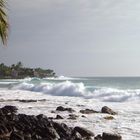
[0,0,8,45]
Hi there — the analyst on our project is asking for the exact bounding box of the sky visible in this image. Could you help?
[0,0,140,76]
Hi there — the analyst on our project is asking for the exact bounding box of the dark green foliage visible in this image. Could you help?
[0,62,56,78]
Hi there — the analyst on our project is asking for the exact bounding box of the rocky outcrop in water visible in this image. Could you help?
[80,109,99,114]
[0,105,122,140]
[101,106,117,115]
[94,132,122,140]
[0,105,94,140]
[102,132,122,140]
[56,106,75,113]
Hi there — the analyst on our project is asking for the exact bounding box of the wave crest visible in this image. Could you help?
[12,81,88,97]
[93,88,140,102]
[12,80,140,102]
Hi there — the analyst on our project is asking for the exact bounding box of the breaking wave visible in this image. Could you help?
[12,81,89,97]
[92,88,140,102]
[43,75,81,80]
[11,79,140,102]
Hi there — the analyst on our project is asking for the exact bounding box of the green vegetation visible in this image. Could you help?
[0,62,56,79]
[0,0,9,45]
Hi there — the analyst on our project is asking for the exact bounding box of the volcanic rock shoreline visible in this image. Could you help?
[0,105,122,140]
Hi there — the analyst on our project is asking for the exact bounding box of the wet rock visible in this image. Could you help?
[74,126,94,138]
[48,117,54,120]
[81,115,86,118]
[76,104,84,107]
[102,132,122,140]
[28,107,32,109]
[18,99,46,103]
[1,106,18,115]
[56,106,75,113]
[68,114,78,120]
[0,124,9,137]
[53,122,72,138]
[103,116,114,120]
[80,109,98,114]
[101,106,117,115]
[10,131,24,140]
[24,133,31,140]
[55,115,64,119]
[71,130,83,140]
[94,134,102,140]
[0,99,5,102]
[5,113,18,122]
[35,126,60,139]
[0,105,111,140]
[18,100,37,103]
[36,114,48,120]
[0,110,4,116]
[51,110,56,113]
[38,99,46,102]
[56,106,66,111]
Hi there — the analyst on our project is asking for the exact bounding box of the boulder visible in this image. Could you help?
[80,109,98,114]
[103,116,114,120]
[81,115,86,118]
[0,124,10,139]
[56,106,75,113]
[94,134,102,140]
[36,114,48,120]
[55,115,64,119]
[68,114,78,120]
[24,133,31,140]
[18,100,37,103]
[1,106,18,115]
[102,132,122,140]
[38,99,46,102]
[74,126,94,137]
[71,131,83,140]
[53,122,72,138]
[56,106,66,111]
[10,131,24,140]
[101,106,117,115]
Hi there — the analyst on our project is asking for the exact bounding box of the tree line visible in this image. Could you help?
[0,62,56,78]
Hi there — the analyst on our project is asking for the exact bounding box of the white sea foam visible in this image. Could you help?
[13,81,89,97]
[43,75,83,80]
[0,81,17,85]
[11,80,140,102]
[92,88,140,102]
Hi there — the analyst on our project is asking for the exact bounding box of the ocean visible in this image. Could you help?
[0,76,139,139]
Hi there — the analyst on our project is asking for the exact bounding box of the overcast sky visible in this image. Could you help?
[0,0,140,76]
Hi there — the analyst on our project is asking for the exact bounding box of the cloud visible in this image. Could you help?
[1,0,140,76]
[9,0,140,48]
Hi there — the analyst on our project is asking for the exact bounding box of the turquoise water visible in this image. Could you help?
[24,77,140,88]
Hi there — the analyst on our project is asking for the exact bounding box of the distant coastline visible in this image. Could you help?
[0,62,56,79]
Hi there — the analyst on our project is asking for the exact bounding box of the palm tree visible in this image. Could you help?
[0,0,8,45]
[16,61,23,69]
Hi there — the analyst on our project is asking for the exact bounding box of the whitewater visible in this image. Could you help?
[0,77,140,140]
